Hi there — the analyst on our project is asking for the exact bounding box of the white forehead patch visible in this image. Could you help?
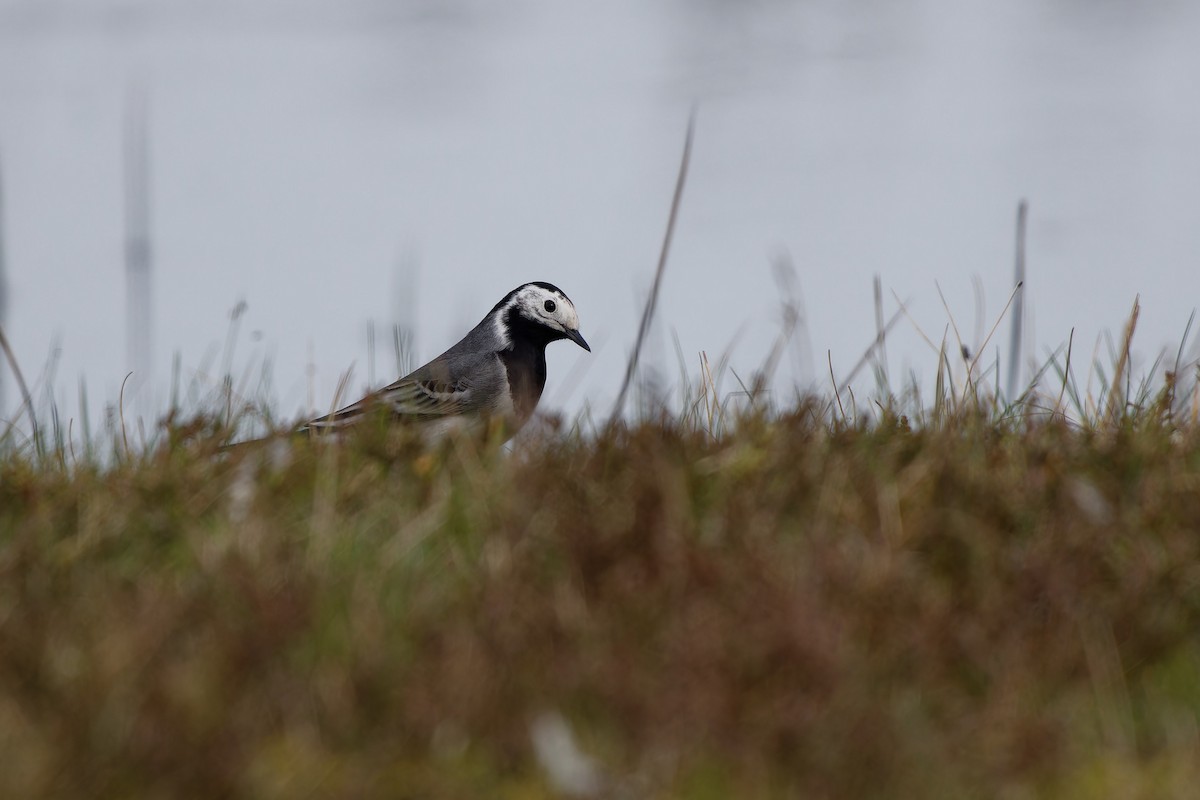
[491,283,581,349]
[516,285,578,327]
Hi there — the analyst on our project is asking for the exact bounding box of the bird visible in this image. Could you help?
[300,281,589,442]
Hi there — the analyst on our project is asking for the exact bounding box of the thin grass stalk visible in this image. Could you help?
[828,350,845,422]
[78,377,93,462]
[118,372,133,459]
[935,281,968,379]
[753,297,800,402]
[1084,334,1105,421]
[671,329,693,415]
[933,337,951,420]
[609,111,695,426]
[1170,311,1196,400]
[1050,330,1075,420]
[700,351,715,435]
[0,324,36,442]
[220,301,247,426]
[963,280,1023,405]
[837,307,904,396]
[50,403,65,468]
[873,274,889,393]
[39,339,63,457]
[1105,296,1140,425]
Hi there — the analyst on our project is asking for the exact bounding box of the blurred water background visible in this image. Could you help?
[1,0,1198,431]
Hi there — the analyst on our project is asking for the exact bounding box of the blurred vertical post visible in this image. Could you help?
[125,85,153,402]
[0,152,8,412]
[1006,200,1027,401]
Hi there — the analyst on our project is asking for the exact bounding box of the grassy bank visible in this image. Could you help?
[3,395,1200,798]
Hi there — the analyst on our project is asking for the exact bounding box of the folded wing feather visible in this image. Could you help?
[304,351,497,430]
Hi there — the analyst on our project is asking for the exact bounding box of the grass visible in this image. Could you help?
[2,332,1200,799]
[5,115,1200,794]
[4,178,1200,793]
[6,97,1199,793]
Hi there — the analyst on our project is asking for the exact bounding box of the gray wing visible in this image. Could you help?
[304,350,504,430]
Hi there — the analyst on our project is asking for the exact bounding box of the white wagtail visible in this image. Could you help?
[301,282,589,441]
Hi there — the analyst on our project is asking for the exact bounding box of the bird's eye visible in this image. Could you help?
[543,300,557,313]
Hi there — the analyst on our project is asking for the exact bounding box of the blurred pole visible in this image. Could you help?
[125,85,153,400]
[1006,200,1028,401]
[0,152,8,412]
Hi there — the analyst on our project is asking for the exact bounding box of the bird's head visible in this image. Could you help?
[494,282,590,352]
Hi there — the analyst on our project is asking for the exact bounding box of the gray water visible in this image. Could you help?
[2,0,1199,430]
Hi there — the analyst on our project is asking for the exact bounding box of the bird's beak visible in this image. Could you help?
[564,327,591,352]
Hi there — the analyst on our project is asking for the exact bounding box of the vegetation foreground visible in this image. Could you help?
[2,403,1200,798]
